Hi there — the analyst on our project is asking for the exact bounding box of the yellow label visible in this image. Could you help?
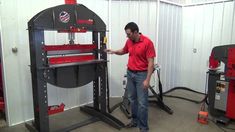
[103,37,108,44]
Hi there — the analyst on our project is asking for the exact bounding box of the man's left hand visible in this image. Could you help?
[143,79,150,89]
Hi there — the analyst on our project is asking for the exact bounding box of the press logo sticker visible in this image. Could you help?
[59,11,70,23]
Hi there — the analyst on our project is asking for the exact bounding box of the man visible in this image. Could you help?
[105,22,156,132]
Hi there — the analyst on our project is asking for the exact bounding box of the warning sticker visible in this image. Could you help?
[215,94,220,100]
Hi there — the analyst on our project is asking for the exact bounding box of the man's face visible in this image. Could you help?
[125,29,135,41]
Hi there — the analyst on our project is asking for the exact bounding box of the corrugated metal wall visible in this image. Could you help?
[158,2,182,91]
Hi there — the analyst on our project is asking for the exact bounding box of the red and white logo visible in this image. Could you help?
[59,11,70,23]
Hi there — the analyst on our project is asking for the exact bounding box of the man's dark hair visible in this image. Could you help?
[124,22,139,33]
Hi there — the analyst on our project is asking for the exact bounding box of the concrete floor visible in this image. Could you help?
[0,90,234,132]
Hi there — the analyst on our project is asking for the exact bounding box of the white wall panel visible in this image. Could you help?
[179,1,235,92]
[0,0,109,125]
[233,1,235,42]
[158,1,234,93]
[221,1,234,44]
[183,0,234,5]
[0,0,29,125]
[109,0,158,96]
[158,3,182,91]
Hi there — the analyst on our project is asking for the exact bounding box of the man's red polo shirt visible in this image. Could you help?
[123,34,156,71]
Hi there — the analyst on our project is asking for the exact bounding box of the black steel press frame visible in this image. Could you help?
[27,3,124,132]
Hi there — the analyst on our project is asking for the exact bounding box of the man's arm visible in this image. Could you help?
[105,49,126,55]
[143,58,154,89]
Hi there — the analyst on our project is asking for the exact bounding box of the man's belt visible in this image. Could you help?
[128,68,147,73]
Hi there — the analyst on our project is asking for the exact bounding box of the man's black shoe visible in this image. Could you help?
[126,122,137,128]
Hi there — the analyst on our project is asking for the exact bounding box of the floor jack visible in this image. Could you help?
[109,65,173,118]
